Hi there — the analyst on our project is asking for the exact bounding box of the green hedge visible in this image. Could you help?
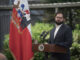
[3,23,80,60]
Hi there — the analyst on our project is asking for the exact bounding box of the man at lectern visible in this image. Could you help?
[48,12,73,60]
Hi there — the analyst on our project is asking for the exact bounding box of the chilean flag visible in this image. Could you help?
[9,0,34,60]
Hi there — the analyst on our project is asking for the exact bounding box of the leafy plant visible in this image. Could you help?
[3,22,54,60]
[3,34,14,60]
[3,23,80,60]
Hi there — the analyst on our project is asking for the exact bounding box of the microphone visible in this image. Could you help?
[40,31,46,38]
[40,31,49,42]
[43,31,49,40]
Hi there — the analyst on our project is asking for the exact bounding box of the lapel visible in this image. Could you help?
[54,24,64,40]
[51,27,56,40]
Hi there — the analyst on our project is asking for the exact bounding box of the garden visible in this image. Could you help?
[3,22,80,60]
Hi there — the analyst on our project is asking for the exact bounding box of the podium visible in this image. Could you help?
[32,44,67,53]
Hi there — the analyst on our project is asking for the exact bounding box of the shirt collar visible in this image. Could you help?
[55,24,62,28]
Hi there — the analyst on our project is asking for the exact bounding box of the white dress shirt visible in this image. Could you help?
[54,24,62,39]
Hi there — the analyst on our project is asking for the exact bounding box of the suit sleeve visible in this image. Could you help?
[56,27,73,48]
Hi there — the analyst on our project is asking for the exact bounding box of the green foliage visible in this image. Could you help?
[3,23,80,60]
[34,52,45,60]
[3,34,14,60]
[31,23,54,43]
[70,25,80,60]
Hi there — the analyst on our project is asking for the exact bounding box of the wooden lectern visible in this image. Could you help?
[32,44,67,53]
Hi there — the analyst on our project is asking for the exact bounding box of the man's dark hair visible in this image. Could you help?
[55,12,65,18]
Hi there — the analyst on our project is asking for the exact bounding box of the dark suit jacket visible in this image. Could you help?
[48,23,73,60]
